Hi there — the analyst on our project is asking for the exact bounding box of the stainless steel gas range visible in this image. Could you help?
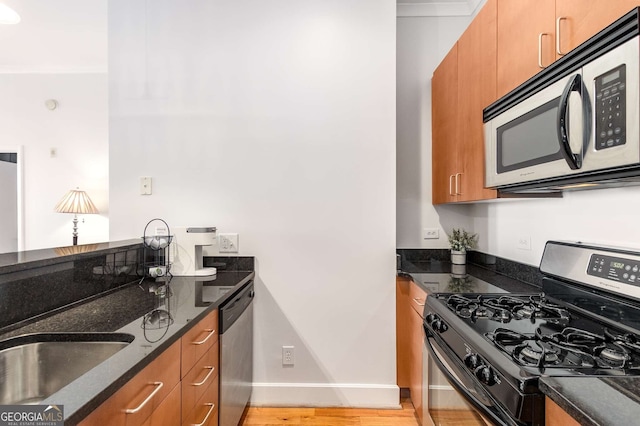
[424,241,640,425]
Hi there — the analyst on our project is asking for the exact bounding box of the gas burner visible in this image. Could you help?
[599,347,629,364]
[515,342,560,365]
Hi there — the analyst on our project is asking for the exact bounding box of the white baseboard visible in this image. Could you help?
[250,382,401,409]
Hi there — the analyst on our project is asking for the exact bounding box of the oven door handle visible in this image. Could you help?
[557,73,592,170]
[425,332,520,426]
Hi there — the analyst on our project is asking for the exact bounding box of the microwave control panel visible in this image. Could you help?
[595,64,626,150]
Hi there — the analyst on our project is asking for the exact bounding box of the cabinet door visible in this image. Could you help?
[396,276,412,388]
[497,0,556,98]
[409,306,424,423]
[545,397,580,426]
[556,0,640,55]
[432,44,459,204]
[457,0,497,202]
[79,341,181,426]
[141,383,181,426]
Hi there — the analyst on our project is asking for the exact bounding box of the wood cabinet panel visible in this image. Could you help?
[182,340,220,422]
[432,44,459,204]
[78,340,181,426]
[497,0,555,98]
[140,382,181,426]
[184,370,220,426]
[409,280,426,317]
[182,309,219,378]
[545,396,580,426]
[409,306,424,423]
[555,1,640,54]
[457,0,497,202]
[396,276,412,388]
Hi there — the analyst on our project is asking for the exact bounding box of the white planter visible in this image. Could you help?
[451,263,467,277]
[450,250,466,265]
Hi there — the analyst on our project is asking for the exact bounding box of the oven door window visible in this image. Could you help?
[496,97,564,173]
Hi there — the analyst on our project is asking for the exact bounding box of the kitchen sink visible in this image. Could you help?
[0,332,135,404]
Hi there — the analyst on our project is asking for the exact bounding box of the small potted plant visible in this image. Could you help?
[447,228,478,265]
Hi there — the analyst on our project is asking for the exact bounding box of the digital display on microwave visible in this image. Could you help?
[602,69,620,85]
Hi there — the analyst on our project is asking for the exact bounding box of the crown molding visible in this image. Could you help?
[397,0,482,17]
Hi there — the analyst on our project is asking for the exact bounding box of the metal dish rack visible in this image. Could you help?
[141,218,173,280]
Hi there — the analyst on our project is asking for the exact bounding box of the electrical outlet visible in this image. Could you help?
[517,235,531,250]
[282,345,294,366]
[423,228,440,239]
[219,233,239,253]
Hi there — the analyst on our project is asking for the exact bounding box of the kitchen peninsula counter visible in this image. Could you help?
[0,271,254,425]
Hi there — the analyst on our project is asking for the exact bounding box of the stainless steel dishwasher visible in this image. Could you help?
[219,281,254,426]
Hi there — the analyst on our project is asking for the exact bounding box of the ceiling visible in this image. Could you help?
[397,0,483,17]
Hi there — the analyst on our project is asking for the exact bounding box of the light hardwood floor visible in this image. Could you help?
[240,398,420,426]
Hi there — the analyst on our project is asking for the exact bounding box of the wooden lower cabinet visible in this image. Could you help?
[80,309,220,426]
[141,383,182,426]
[545,397,580,426]
[78,341,181,426]
[396,276,428,422]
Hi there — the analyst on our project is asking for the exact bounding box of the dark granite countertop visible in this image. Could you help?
[0,239,142,274]
[399,258,540,295]
[0,271,254,425]
[540,376,640,426]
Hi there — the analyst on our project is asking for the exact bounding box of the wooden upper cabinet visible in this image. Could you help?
[432,0,497,204]
[555,0,640,54]
[497,0,555,98]
[497,0,640,98]
[457,0,497,202]
[431,44,459,204]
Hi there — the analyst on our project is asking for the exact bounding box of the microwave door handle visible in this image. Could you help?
[557,74,591,170]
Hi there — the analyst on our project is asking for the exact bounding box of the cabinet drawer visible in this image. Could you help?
[182,309,218,378]
[183,373,219,426]
[409,282,427,318]
[140,382,181,426]
[79,340,181,426]
[182,340,219,422]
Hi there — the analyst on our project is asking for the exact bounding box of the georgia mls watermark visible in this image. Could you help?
[0,405,63,426]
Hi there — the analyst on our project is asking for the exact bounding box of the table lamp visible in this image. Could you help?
[54,188,99,246]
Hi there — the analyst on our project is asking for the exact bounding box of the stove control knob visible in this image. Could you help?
[475,366,496,386]
[425,313,436,323]
[430,318,448,333]
[464,353,481,369]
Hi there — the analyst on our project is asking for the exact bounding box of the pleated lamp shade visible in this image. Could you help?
[54,189,99,214]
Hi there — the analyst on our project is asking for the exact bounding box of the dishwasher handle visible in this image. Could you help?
[220,281,254,334]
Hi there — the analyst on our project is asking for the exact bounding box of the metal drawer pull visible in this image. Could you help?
[455,173,462,195]
[192,366,215,386]
[124,381,164,414]
[538,33,548,68]
[556,16,567,55]
[449,175,455,196]
[192,403,215,426]
[192,329,216,345]
[413,297,425,307]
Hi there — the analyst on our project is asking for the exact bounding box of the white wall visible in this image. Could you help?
[0,160,17,253]
[470,187,640,266]
[396,15,475,249]
[109,0,397,407]
[0,74,109,250]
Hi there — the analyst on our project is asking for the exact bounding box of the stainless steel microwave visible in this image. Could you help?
[484,16,640,193]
